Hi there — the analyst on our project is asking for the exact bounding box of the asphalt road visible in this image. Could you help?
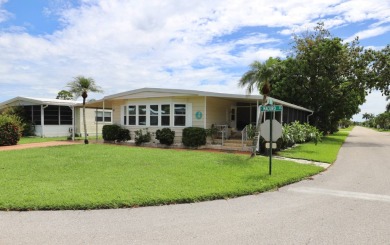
[1,126,389,244]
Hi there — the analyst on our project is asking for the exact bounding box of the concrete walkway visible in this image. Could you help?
[0,127,389,244]
[0,140,82,151]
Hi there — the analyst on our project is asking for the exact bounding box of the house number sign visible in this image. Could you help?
[195,111,202,119]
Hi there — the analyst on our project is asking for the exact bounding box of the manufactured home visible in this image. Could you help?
[84,88,313,143]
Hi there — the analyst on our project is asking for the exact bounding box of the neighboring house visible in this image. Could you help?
[84,88,313,143]
[0,97,112,137]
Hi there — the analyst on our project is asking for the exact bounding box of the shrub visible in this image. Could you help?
[1,106,34,136]
[117,128,131,142]
[102,125,121,141]
[102,125,131,142]
[182,127,206,148]
[156,128,175,145]
[279,121,322,149]
[0,114,23,146]
[206,124,218,144]
[134,128,151,146]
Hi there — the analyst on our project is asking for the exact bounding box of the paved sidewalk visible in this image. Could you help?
[0,141,82,151]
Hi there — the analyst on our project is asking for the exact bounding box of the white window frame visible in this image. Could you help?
[122,103,192,127]
[95,110,112,123]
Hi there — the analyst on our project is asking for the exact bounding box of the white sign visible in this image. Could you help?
[265,142,277,149]
[260,119,282,142]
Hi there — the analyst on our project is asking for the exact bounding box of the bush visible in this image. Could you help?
[156,128,175,145]
[279,121,322,149]
[117,128,131,142]
[102,125,131,142]
[0,114,23,146]
[182,127,206,148]
[134,128,151,146]
[1,106,34,136]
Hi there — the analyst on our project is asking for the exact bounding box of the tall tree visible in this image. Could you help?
[268,23,372,133]
[370,45,390,96]
[56,90,74,100]
[67,76,103,144]
[386,95,390,112]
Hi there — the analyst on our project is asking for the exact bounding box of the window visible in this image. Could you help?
[60,107,73,125]
[44,105,59,125]
[150,105,158,126]
[138,105,146,125]
[161,104,170,126]
[123,103,188,127]
[128,105,136,125]
[174,104,186,126]
[95,111,112,122]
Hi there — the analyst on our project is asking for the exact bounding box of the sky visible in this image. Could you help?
[0,0,389,122]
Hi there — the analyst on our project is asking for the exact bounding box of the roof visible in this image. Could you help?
[85,87,313,113]
[0,96,81,108]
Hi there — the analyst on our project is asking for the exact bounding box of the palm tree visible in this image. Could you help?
[238,57,280,102]
[67,76,103,144]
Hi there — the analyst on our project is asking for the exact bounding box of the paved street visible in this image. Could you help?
[1,126,389,244]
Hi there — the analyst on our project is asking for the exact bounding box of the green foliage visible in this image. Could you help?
[134,128,151,146]
[102,125,131,142]
[374,112,390,129]
[245,124,256,140]
[182,127,206,147]
[56,90,74,100]
[0,114,23,146]
[279,121,322,149]
[339,118,353,128]
[156,128,175,145]
[205,124,218,143]
[369,45,390,96]
[243,23,376,133]
[0,144,323,210]
[1,106,35,136]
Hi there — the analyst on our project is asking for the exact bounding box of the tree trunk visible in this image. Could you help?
[83,97,88,144]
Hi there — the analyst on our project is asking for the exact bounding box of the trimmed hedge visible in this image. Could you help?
[0,114,23,146]
[156,128,175,145]
[182,127,206,148]
[102,125,131,142]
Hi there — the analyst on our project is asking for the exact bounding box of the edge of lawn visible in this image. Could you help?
[277,126,354,164]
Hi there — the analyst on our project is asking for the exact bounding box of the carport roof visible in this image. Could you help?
[0,96,81,108]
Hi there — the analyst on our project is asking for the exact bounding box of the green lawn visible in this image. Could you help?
[0,144,323,210]
[277,127,353,163]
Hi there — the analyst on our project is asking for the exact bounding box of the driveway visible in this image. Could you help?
[1,126,389,244]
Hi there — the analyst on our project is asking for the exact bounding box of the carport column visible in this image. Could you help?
[41,105,48,138]
[71,106,75,141]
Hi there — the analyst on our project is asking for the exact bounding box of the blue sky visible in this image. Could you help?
[0,0,389,121]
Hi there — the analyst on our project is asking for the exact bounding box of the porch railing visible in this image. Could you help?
[215,124,228,145]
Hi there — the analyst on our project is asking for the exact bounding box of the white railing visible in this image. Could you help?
[215,124,228,145]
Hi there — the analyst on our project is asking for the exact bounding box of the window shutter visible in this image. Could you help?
[186,103,192,126]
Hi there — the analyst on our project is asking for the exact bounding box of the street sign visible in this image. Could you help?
[260,119,282,142]
[260,105,283,112]
[265,142,277,149]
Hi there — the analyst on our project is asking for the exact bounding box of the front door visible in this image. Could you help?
[229,106,237,129]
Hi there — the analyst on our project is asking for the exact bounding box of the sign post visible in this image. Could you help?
[259,104,283,175]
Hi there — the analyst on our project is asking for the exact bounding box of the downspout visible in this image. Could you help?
[95,108,98,142]
[204,96,207,129]
[41,104,49,138]
[307,111,314,123]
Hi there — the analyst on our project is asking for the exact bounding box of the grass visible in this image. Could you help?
[0,144,323,211]
[277,126,353,163]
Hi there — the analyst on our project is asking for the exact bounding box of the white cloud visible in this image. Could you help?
[0,0,389,103]
[346,25,390,42]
